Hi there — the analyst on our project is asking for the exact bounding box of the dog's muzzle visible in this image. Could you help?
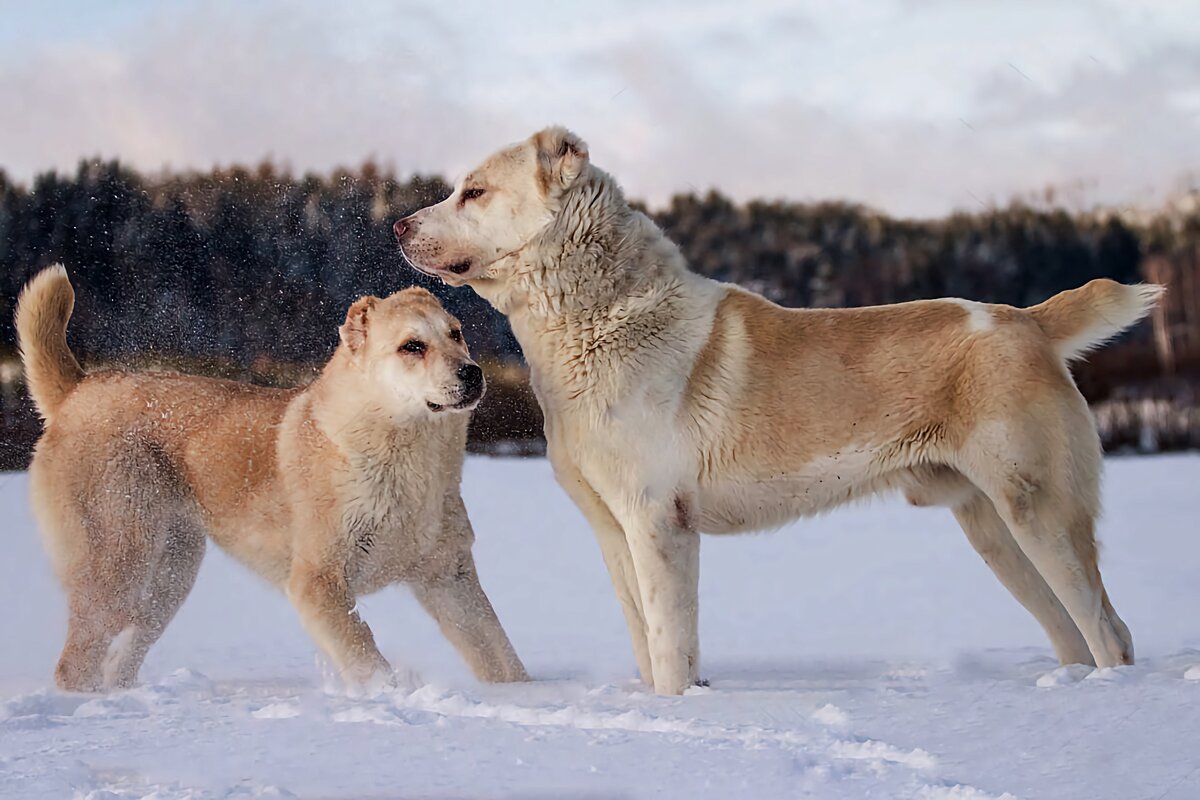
[455,363,485,407]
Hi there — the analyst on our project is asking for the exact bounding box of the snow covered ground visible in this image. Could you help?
[2,455,1199,799]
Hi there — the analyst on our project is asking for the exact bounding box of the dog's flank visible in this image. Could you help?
[397,126,1158,694]
[18,267,527,692]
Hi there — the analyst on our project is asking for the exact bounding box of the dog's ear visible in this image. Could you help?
[533,126,589,194]
[339,296,378,352]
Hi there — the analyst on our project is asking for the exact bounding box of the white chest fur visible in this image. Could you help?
[337,433,450,594]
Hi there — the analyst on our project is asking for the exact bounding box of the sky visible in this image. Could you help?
[1,0,1199,218]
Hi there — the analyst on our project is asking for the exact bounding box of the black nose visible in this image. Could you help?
[458,362,483,388]
[393,218,409,240]
[457,363,484,398]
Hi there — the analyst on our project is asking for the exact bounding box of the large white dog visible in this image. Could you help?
[395,127,1160,695]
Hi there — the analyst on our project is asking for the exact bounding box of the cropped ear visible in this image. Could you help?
[532,126,589,194]
[339,296,378,352]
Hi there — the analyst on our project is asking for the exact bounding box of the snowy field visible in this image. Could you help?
[2,455,1199,799]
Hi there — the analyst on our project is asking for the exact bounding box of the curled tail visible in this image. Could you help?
[1027,279,1164,362]
[15,265,84,421]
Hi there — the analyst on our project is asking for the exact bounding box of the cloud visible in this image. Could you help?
[0,0,1197,216]
[0,2,507,180]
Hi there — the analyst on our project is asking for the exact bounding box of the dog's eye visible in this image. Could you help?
[399,340,426,355]
[449,328,463,343]
[461,187,485,202]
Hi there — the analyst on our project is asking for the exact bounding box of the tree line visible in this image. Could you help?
[1,159,1197,466]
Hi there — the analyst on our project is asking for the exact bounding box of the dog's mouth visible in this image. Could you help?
[397,246,437,278]
[397,247,472,282]
[426,396,480,413]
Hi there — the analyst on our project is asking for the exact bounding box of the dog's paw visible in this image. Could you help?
[385,663,424,693]
[341,662,422,697]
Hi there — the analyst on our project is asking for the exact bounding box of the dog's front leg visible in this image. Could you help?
[551,455,654,686]
[287,563,392,689]
[414,551,529,684]
[620,494,701,696]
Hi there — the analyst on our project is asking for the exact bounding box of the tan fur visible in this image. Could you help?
[397,127,1160,694]
[14,264,84,421]
[18,267,527,692]
[1027,279,1164,361]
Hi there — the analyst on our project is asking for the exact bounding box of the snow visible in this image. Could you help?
[1,454,1199,799]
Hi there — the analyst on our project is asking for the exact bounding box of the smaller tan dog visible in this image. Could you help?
[16,265,528,692]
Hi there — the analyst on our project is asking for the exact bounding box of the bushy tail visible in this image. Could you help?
[1027,279,1164,362]
[15,265,84,421]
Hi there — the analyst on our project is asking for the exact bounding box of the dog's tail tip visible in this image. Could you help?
[14,264,84,421]
[1028,279,1163,363]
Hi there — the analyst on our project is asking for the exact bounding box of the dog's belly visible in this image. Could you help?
[207,514,294,587]
[696,453,904,535]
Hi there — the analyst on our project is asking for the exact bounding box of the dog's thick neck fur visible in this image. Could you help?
[478,166,689,317]
[471,167,713,405]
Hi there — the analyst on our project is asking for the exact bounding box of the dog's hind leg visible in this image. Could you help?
[42,482,146,691]
[52,437,200,691]
[961,412,1133,668]
[952,490,1093,665]
[30,446,120,691]
[57,594,126,692]
[999,502,1130,668]
[104,515,205,689]
[1101,588,1134,666]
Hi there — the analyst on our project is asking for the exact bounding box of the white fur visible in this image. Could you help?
[947,298,995,333]
[396,128,1147,694]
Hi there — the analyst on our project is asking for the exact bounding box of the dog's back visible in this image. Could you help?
[32,370,300,568]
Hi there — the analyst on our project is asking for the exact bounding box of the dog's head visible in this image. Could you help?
[337,288,484,416]
[394,126,589,287]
